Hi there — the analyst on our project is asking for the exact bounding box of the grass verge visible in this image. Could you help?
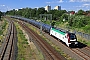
[14,21,44,60]
[0,18,9,47]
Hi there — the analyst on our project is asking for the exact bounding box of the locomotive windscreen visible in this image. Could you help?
[69,33,76,39]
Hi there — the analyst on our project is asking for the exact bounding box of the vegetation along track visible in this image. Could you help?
[17,20,66,60]
[0,18,17,60]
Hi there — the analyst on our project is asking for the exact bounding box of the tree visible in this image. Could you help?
[77,9,85,15]
[0,11,2,20]
[36,7,47,19]
[48,10,67,20]
[61,13,68,21]
[31,8,37,19]
[6,9,16,15]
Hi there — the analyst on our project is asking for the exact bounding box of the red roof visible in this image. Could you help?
[71,11,75,14]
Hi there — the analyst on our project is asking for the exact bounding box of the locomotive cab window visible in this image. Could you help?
[69,33,76,39]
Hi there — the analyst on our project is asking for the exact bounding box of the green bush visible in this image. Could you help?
[0,30,3,35]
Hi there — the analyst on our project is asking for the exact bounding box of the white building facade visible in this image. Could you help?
[45,5,51,12]
[54,6,61,10]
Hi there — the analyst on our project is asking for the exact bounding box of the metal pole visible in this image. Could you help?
[40,14,42,35]
[50,14,52,26]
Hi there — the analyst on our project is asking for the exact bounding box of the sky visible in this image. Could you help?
[0,0,90,12]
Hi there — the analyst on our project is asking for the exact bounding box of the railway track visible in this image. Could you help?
[71,46,90,60]
[12,17,90,60]
[18,21,66,60]
[71,48,90,60]
[0,19,16,60]
[85,46,90,52]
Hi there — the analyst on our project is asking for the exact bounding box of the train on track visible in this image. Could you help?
[11,16,78,47]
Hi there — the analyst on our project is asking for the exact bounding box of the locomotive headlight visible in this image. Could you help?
[75,42,78,44]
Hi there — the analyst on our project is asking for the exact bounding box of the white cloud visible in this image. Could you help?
[46,0,64,4]
[72,3,90,11]
[46,1,55,4]
[46,2,51,4]
[69,0,90,2]
[0,5,12,12]
[61,8,66,10]
[74,6,84,8]
[69,0,75,2]
[58,0,64,3]
[83,4,90,6]
[81,0,90,2]
[83,4,90,8]
[34,7,39,9]
[15,9,18,11]
[74,4,90,8]
[0,5,5,7]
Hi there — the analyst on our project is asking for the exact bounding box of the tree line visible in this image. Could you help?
[0,11,3,20]
[6,7,67,20]
[5,7,90,33]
